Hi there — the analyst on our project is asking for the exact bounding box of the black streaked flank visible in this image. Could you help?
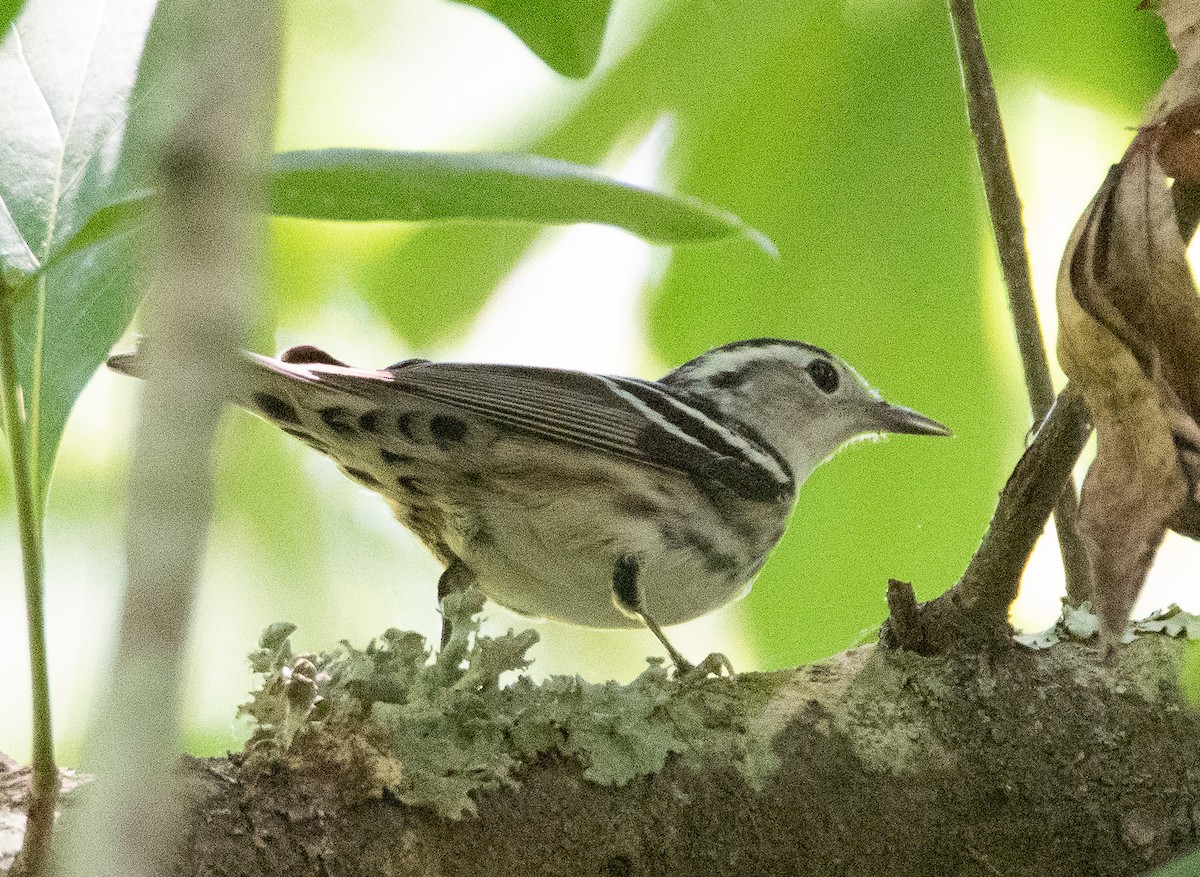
[614,493,659,518]
[408,507,438,535]
[320,406,356,436]
[660,527,739,576]
[397,412,418,442]
[358,411,380,432]
[611,554,641,613]
[343,467,382,488]
[253,393,299,425]
[430,415,468,447]
[380,448,413,466]
[284,430,329,454]
[398,476,428,496]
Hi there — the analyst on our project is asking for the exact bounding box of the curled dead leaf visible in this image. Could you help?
[1160,99,1200,184]
[1054,1,1200,640]
[1057,127,1200,640]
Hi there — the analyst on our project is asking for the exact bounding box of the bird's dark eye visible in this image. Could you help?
[806,359,839,394]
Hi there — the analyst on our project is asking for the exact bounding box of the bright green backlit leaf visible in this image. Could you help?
[1150,850,1200,876]
[270,148,774,253]
[23,142,772,390]
[30,189,153,283]
[0,0,25,38]
[455,0,612,78]
[0,0,156,501]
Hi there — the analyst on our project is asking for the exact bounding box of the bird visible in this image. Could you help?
[107,338,950,672]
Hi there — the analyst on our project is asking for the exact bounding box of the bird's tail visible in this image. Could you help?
[106,343,399,439]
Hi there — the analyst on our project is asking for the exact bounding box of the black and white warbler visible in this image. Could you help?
[108,338,949,671]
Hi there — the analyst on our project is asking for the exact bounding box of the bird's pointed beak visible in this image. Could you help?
[871,401,952,437]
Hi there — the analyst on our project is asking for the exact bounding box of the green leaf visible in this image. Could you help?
[21,141,771,367]
[0,0,157,501]
[270,148,774,253]
[30,189,152,282]
[1151,851,1200,876]
[0,0,25,38]
[456,0,612,78]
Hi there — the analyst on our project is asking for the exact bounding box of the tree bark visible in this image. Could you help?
[9,634,1197,877]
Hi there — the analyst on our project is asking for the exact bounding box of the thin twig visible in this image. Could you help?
[947,0,1091,602]
[0,275,56,876]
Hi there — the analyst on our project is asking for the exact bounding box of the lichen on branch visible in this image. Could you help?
[238,590,784,818]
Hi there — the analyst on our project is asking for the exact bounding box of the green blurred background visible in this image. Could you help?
[0,0,1188,764]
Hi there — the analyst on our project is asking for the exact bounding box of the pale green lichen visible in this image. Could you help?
[1015,601,1200,651]
[239,589,784,819]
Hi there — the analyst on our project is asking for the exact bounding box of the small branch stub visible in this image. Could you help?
[884,385,1093,654]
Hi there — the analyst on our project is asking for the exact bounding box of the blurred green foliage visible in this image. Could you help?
[456,0,613,77]
[0,0,25,34]
[269,148,771,244]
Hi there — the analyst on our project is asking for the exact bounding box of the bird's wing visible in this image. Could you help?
[107,345,793,502]
[265,355,793,502]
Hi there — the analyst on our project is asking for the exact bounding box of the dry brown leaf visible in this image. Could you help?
[1160,99,1200,183]
[1057,126,1200,639]
[1054,3,1200,640]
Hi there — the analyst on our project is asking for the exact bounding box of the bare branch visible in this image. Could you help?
[947,0,1091,603]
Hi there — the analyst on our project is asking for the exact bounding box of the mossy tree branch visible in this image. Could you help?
[6,635,1196,876]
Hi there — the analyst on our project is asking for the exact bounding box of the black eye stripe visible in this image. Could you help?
[806,359,839,394]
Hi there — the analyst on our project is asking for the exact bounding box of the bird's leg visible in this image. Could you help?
[612,554,719,675]
[437,558,474,648]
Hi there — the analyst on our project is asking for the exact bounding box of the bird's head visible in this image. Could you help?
[663,338,951,484]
